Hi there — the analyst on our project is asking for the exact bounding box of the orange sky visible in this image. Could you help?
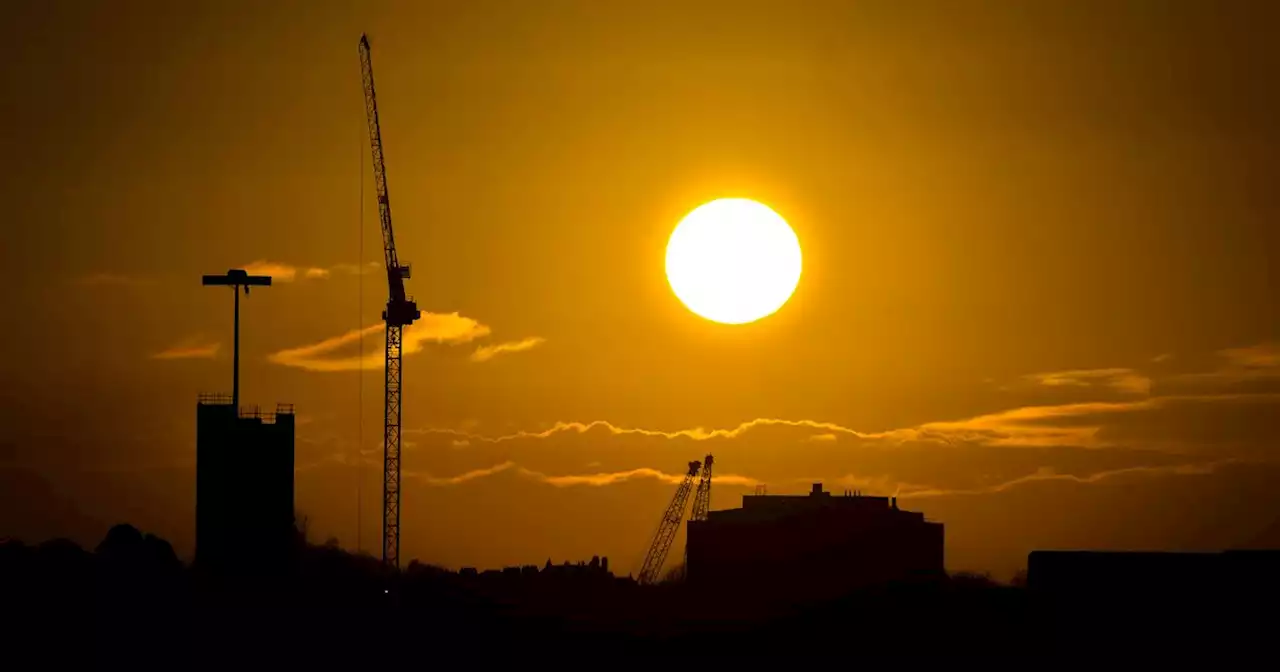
[2,0,1278,580]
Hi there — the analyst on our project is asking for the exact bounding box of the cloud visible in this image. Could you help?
[329,262,384,276]
[898,459,1242,499]
[403,461,517,486]
[1025,368,1151,395]
[238,260,383,283]
[916,400,1159,448]
[1159,342,1280,395]
[74,272,151,287]
[151,338,220,360]
[242,260,298,282]
[519,466,760,488]
[411,417,907,444]
[268,314,491,372]
[521,466,686,487]
[377,343,1280,509]
[1218,342,1278,369]
[470,337,546,363]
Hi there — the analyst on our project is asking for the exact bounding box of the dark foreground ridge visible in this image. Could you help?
[3,525,1276,663]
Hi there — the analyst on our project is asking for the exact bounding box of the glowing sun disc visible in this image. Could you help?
[665,198,802,325]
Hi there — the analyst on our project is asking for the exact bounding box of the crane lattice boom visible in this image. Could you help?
[690,454,714,522]
[360,33,420,568]
[637,460,702,585]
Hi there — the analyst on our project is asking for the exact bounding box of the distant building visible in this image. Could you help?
[195,393,295,577]
[686,483,944,597]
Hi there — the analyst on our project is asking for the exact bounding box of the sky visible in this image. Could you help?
[2,0,1278,580]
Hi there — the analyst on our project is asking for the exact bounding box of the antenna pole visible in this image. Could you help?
[232,286,240,410]
[202,269,272,407]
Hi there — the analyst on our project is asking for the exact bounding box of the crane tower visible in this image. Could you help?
[359,34,421,568]
[637,459,704,585]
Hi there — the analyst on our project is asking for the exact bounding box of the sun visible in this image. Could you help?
[665,198,802,325]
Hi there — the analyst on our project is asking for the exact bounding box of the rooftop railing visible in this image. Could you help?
[197,392,234,406]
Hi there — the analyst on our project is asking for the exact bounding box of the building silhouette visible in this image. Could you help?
[686,483,944,597]
[195,394,295,577]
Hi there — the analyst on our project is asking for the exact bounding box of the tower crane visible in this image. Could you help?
[637,458,711,585]
[359,34,421,568]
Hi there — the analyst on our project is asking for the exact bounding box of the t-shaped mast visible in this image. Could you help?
[201,269,272,411]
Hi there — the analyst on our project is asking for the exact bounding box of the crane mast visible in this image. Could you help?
[359,34,420,568]
[637,460,701,585]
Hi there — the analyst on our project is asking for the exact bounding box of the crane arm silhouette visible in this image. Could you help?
[637,460,702,585]
[689,454,714,523]
[360,33,420,569]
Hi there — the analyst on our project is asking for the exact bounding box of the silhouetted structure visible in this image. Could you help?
[1026,550,1280,653]
[196,394,296,578]
[686,483,944,598]
[360,33,421,569]
[201,268,271,411]
[1028,549,1280,600]
[195,268,295,578]
[638,459,702,584]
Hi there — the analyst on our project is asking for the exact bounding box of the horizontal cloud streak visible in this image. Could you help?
[471,337,546,363]
[239,260,383,283]
[1026,368,1151,395]
[1219,343,1279,369]
[518,466,760,488]
[899,459,1243,498]
[241,260,299,282]
[268,314,491,372]
[404,461,517,486]
[411,418,908,444]
[151,339,219,360]
[411,394,1278,457]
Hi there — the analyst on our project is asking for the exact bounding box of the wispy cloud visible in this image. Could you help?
[1025,368,1151,395]
[518,466,760,488]
[268,314,491,372]
[410,418,909,444]
[241,260,300,282]
[403,461,517,486]
[411,391,1279,455]
[1162,342,1280,394]
[1219,343,1279,369]
[898,459,1242,499]
[151,337,220,360]
[917,399,1158,448]
[470,337,546,363]
[240,260,383,283]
